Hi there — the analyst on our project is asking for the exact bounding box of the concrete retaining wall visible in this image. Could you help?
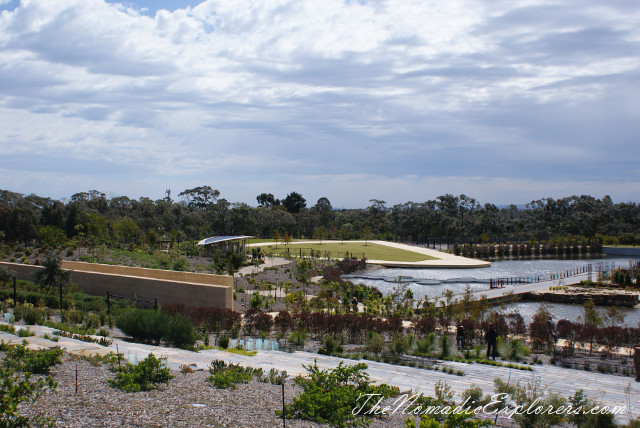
[525,290,640,308]
[0,261,233,310]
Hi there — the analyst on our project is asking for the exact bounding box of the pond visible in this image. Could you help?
[343,256,640,325]
[344,256,634,299]
[499,301,640,327]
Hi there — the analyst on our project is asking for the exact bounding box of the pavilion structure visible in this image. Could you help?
[196,235,253,258]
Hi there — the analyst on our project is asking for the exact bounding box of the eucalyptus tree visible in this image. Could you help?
[33,254,70,291]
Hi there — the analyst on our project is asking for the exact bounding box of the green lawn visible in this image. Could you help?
[247,238,284,244]
[259,241,438,262]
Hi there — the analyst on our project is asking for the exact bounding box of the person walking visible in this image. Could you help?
[486,324,497,360]
[456,323,465,351]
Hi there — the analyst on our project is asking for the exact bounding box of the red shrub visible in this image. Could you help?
[275,310,293,333]
[412,317,437,336]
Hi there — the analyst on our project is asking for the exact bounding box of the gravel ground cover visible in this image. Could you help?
[18,354,414,427]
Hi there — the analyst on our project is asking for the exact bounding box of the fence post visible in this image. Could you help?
[154,297,158,311]
[634,347,640,382]
[106,291,111,316]
[13,276,17,307]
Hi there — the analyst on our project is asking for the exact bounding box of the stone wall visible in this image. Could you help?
[0,261,233,310]
[526,290,640,308]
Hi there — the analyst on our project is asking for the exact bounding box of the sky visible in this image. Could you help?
[0,0,639,208]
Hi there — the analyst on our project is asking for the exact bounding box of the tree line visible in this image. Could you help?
[1,187,638,248]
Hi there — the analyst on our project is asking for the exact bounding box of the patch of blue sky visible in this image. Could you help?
[105,0,205,15]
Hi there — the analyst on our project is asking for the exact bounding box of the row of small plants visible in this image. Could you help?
[340,352,466,376]
[445,357,534,372]
[316,333,466,376]
[43,320,108,336]
[52,330,112,347]
[452,241,603,259]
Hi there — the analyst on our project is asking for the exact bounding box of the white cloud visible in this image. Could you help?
[0,0,638,206]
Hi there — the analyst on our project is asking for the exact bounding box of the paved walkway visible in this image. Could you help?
[2,322,638,421]
[237,257,292,275]
[248,240,490,269]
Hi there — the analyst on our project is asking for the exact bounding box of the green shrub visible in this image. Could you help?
[0,365,57,426]
[116,309,170,344]
[405,411,493,428]
[84,312,101,329]
[2,341,63,374]
[318,335,343,355]
[365,331,385,354]
[438,334,452,359]
[13,303,45,325]
[22,308,44,326]
[268,368,287,385]
[207,368,253,389]
[17,328,34,337]
[62,307,85,325]
[0,324,15,334]
[218,335,229,349]
[499,339,530,362]
[166,315,195,349]
[388,334,410,359]
[117,309,194,348]
[108,353,174,392]
[288,329,307,346]
[206,360,254,389]
[568,389,618,428]
[461,384,490,407]
[415,332,436,355]
[280,360,399,427]
[172,258,187,271]
[512,377,567,428]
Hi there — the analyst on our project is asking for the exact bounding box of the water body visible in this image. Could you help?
[501,301,640,328]
[344,257,640,324]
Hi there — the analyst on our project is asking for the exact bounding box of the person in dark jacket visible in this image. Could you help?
[486,324,498,360]
[456,323,465,351]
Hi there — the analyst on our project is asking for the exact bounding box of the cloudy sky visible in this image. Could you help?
[0,0,638,208]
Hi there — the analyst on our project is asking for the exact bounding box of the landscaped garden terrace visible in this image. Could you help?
[255,241,439,262]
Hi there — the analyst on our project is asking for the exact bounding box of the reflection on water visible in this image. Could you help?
[346,257,633,300]
[500,301,640,328]
[346,257,640,325]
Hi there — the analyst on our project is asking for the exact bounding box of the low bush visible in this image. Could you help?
[117,309,195,349]
[280,360,399,427]
[166,315,195,349]
[116,309,169,344]
[0,364,57,426]
[17,328,34,337]
[206,360,255,389]
[1,340,63,374]
[218,335,229,349]
[108,353,174,392]
[13,303,45,325]
[318,335,343,355]
[365,331,385,354]
[0,324,15,334]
